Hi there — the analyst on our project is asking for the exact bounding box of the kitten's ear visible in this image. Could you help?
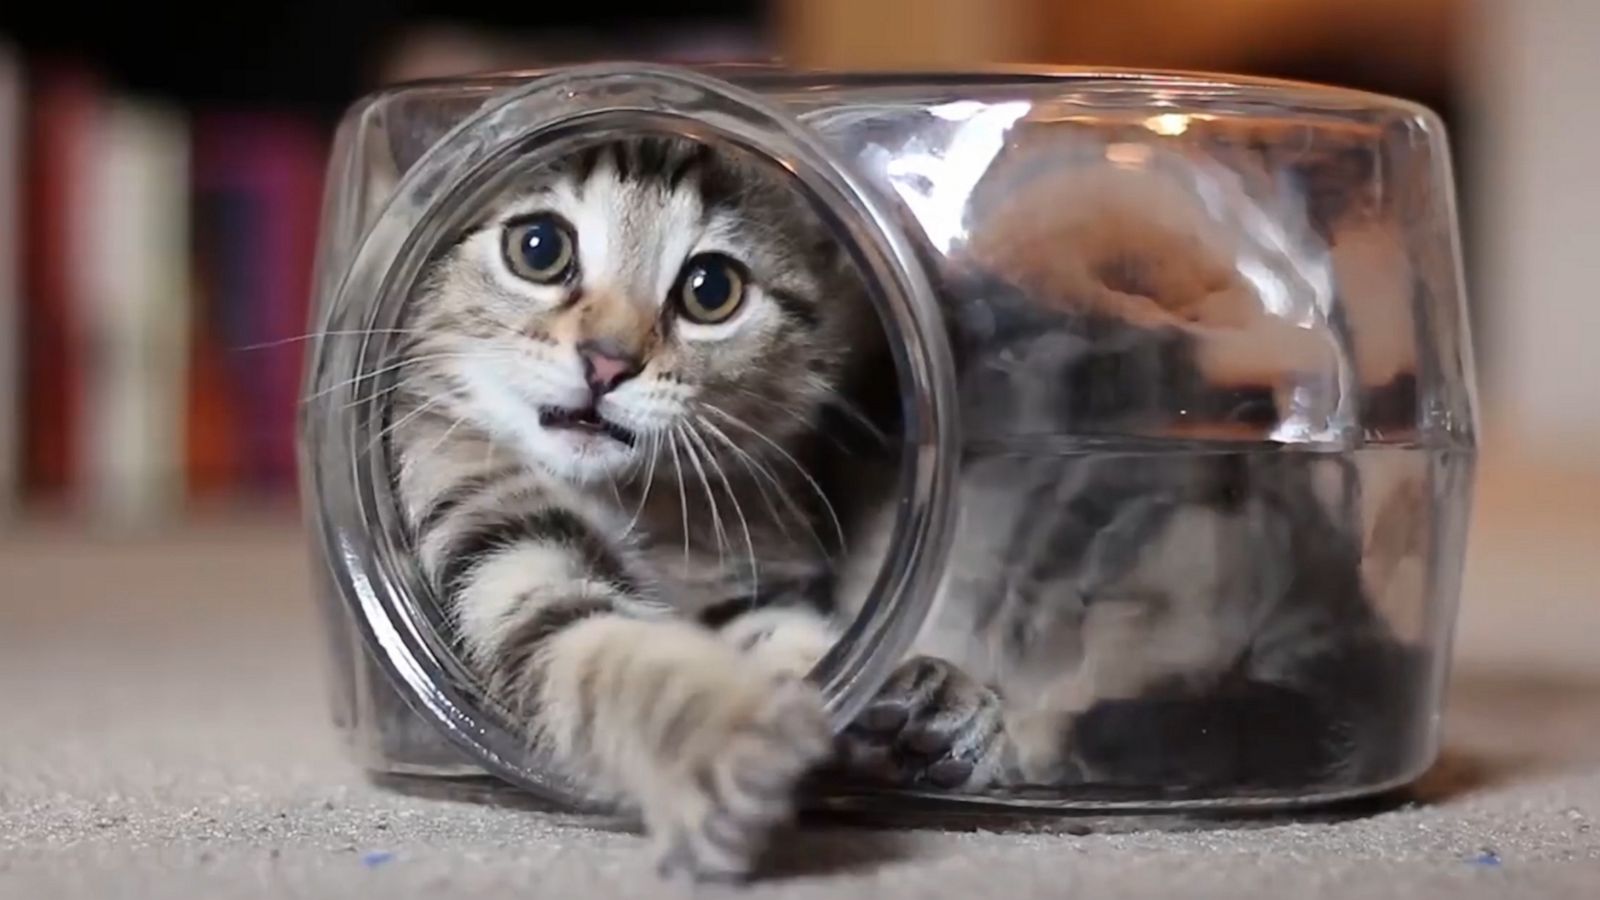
[383,96,491,177]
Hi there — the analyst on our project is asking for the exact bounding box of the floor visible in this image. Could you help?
[2,450,1598,898]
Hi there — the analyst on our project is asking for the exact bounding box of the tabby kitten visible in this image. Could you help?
[384,135,917,879]
[382,130,1420,879]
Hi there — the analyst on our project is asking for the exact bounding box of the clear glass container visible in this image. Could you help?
[299,63,1477,819]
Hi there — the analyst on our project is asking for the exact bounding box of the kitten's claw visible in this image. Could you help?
[838,656,1005,790]
[646,676,833,882]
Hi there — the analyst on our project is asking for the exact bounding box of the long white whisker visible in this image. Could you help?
[687,419,758,599]
[701,402,847,554]
[623,430,661,537]
[667,429,692,571]
[824,395,890,445]
[300,354,450,407]
[696,415,831,562]
[697,417,791,538]
[233,328,427,353]
[677,423,727,573]
[301,349,510,407]
[482,431,499,469]
[604,466,624,509]
[418,412,470,465]
[366,394,450,458]
[730,383,888,449]
[333,369,440,412]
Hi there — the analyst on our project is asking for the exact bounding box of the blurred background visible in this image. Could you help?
[4,10,1597,892]
[0,0,1593,529]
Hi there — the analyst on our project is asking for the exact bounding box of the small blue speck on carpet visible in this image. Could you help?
[1467,849,1501,868]
[361,851,396,868]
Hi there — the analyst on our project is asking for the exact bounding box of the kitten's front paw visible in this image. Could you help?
[838,656,1005,791]
[647,676,832,882]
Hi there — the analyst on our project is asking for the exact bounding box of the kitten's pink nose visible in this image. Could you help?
[578,340,642,397]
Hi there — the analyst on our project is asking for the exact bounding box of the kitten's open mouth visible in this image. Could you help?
[539,405,637,447]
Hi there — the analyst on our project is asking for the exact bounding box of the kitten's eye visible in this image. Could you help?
[502,213,576,284]
[675,253,748,325]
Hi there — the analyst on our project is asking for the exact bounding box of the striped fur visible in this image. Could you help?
[384,136,889,880]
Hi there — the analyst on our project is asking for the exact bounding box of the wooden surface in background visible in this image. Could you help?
[777,0,1459,91]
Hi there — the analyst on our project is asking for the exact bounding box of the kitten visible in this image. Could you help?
[384,135,911,879]
[382,131,1423,878]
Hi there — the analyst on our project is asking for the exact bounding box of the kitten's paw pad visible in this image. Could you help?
[841,656,1004,790]
[649,679,833,882]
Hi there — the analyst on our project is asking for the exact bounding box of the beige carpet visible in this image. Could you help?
[2,452,1598,898]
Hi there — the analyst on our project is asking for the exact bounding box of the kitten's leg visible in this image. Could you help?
[1002,501,1254,785]
[421,497,833,880]
[1004,596,1226,784]
[540,617,833,878]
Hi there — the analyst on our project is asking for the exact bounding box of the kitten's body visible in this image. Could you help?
[823,267,1422,792]
[387,137,904,877]
[385,135,1413,878]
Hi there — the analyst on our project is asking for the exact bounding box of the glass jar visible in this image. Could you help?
[299,63,1478,819]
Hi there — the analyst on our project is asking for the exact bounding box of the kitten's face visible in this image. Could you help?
[401,138,868,483]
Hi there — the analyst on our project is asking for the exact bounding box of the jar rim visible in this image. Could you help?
[367,61,1443,120]
[303,61,963,807]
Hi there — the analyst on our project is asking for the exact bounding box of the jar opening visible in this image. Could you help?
[305,63,960,806]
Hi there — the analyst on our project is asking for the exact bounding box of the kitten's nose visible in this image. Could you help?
[578,340,642,397]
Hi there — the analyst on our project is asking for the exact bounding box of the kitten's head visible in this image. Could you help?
[400,136,877,483]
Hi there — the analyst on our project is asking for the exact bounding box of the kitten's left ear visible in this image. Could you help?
[384,95,489,178]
